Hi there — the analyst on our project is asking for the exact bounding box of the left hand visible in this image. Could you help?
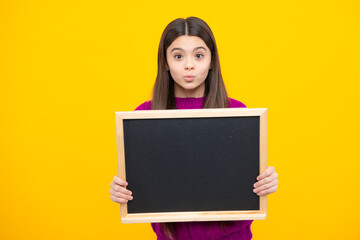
[253,166,278,196]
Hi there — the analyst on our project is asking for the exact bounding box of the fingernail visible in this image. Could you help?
[253,189,257,193]
[130,196,133,200]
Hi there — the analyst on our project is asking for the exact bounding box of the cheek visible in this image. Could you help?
[169,65,182,77]
[199,62,211,77]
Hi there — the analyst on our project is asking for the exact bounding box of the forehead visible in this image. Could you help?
[167,35,209,52]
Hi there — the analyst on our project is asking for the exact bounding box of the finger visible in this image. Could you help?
[253,172,278,188]
[257,166,275,181]
[256,185,278,196]
[112,176,128,186]
[110,182,132,195]
[110,189,133,200]
[253,179,278,193]
[110,195,128,204]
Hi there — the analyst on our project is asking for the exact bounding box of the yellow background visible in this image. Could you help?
[1,0,359,239]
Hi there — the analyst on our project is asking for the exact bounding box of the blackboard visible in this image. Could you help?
[115,108,267,223]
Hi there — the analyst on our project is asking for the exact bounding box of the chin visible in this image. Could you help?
[181,85,201,91]
[181,81,202,88]
[174,80,205,96]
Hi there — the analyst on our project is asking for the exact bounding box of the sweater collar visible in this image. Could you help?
[175,97,205,109]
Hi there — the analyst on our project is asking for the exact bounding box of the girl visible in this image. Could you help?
[110,17,278,240]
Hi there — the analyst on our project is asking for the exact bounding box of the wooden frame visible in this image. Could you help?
[115,108,267,223]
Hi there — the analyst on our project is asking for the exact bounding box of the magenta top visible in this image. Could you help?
[134,97,253,240]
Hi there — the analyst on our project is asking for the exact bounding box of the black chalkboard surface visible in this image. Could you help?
[115,108,267,223]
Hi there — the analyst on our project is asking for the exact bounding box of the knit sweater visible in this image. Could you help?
[134,96,253,240]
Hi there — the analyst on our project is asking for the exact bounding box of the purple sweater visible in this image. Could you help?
[134,97,253,240]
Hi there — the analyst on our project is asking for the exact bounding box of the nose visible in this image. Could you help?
[184,58,195,70]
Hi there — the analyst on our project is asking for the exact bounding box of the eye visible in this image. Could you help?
[174,54,182,59]
[196,54,204,59]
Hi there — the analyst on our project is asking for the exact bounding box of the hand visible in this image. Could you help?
[110,176,133,203]
[253,166,278,196]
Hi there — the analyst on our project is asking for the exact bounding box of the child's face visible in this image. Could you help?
[166,35,211,98]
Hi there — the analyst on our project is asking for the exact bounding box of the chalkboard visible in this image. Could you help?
[115,108,267,223]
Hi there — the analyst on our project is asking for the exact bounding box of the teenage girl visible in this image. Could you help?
[110,17,279,240]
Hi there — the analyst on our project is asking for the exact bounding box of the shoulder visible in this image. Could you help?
[134,100,152,111]
[228,97,247,108]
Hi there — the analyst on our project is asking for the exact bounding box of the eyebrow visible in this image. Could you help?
[170,46,207,53]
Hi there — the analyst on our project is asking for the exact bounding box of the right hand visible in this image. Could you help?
[110,176,133,204]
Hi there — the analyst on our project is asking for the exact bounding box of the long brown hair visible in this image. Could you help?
[152,16,229,110]
[153,17,230,239]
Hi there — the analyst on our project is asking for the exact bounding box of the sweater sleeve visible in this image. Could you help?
[134,100,152,111]
[228,98,247,108]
